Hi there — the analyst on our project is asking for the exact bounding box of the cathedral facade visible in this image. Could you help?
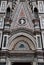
[0,0,44,65]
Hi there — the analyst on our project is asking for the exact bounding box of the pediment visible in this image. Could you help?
[11,2,34,31]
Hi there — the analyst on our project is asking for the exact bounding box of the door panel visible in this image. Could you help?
[0,63,6,65]
[12,62,32,65]
[38,63,44,65]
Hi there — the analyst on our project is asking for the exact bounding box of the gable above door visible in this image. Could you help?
[11,2,34,32]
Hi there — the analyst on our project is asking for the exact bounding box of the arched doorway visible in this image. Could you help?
[8,32,36,65]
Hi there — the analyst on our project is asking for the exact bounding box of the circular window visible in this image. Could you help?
[19,18,26,25]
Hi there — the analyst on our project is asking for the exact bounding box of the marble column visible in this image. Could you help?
[6,58,11,65]
[33,62,37,65]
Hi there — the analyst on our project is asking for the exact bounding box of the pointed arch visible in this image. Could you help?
[6,7,11,18]
[34,7,38,13]
[13,40,30,50]
[8,32,36,51]
[34,7,39,18]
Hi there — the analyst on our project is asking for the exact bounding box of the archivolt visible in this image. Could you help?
[8,32,36,50]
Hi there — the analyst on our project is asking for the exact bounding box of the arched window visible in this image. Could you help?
[34,7,38,13]
[34,7,39,18]
[7,7,10,12]
[6,7,11,18]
